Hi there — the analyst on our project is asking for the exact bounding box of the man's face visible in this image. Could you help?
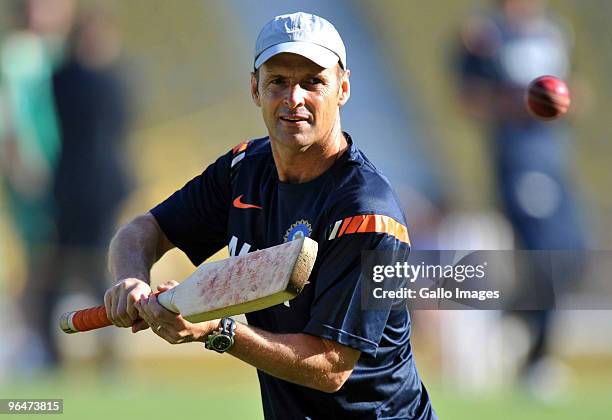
[251,53,350,151]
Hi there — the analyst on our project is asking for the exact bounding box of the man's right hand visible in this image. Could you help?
[104,278,151,332]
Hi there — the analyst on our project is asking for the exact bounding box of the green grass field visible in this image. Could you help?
[3,377,261,419]
[2,356,611,419]
[1,358,263,419]
[432,387,612,420]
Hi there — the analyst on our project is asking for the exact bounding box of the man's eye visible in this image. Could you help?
[270,78,284,85]
[307,78,323,85]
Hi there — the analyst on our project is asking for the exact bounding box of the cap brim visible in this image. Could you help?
[254,41,340,69]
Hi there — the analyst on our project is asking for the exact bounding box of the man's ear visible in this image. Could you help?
[251,72,261,107]
[338,69,350,107]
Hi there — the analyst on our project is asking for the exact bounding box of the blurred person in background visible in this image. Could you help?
[454,0,588,397]
[0,0,75,373]
[43,6,132,369]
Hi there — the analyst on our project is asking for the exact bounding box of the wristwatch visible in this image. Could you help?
[205,317,236,353]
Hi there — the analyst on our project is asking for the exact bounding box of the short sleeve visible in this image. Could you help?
[150,151,232,265]
[303,226,410,358]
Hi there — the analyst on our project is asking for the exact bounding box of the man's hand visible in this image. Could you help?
[105,213,176,333]
[134,281,218,343]
[104,278,151,332]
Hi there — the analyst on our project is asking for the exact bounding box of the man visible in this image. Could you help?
[454,0,586,394]
[0,0,74,373]
[105,12,435,419]
[48,7,131,369]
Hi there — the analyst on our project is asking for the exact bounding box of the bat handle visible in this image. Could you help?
[59,306,110,333]
[59,291,162,333]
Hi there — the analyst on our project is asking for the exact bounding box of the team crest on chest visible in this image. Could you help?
[283,219,312,242]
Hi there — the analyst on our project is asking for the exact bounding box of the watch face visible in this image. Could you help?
[212,335,232,352]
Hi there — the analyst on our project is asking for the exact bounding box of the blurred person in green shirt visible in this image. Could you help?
[0,0,74,372]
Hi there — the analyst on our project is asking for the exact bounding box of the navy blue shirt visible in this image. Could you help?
[151,133,435,419]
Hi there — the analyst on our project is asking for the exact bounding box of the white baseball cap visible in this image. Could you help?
[254,12,346,70]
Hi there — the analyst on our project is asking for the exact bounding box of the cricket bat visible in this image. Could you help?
[60,237,318,333]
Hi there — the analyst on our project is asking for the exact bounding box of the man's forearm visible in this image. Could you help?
[226,322,358,393]
[108,214,166,283]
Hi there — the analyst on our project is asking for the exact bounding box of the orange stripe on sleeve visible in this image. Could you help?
[338,217,353,236]
[356,214,377,232]
[395,221,410,244]
[344,215,366,234]
[335,214,411,245]
[389,218,398,238]
[381,217,390,233]
[232,141,249,155]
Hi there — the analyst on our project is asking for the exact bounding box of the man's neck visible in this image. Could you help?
[271,126,348,184]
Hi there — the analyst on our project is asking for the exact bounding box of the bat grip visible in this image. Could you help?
[59,291,161,334]
[59,306,110,333]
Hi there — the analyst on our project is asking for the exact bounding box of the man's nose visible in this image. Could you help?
[283,83,306,109]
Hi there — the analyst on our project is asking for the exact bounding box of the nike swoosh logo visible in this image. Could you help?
[233,194,262,210]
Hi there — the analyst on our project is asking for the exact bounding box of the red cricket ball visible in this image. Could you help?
[526,75,571,120]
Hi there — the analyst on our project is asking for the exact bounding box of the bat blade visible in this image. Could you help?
[158,236,317,322]
[60,237,318,333]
